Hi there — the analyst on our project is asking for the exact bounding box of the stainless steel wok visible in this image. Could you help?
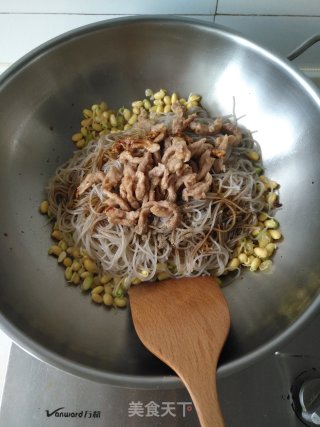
[0,16,319,388]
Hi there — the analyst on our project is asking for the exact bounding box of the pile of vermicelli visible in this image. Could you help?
[40,90,282,307]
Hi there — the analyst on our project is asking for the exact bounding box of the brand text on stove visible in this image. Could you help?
[45,407,101,419]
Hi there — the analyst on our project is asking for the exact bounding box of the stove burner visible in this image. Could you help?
[291,368,320,426]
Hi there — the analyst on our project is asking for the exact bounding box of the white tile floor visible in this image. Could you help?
[0,64,12,410]
[0,14,215,65]
[0,63,10,74]
[215,15,320,68]
[217,0,320,15]
[1,0,217,14]
[0,329,11,408]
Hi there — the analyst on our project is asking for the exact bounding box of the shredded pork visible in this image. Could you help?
[76,103,243,234]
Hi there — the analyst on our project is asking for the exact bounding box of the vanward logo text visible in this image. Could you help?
[45,407,101,419]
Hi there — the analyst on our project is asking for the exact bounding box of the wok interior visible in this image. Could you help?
[0,18,320,383]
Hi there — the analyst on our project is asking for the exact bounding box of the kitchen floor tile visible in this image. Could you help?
[0,14,214,65]
[1,0,217,15]
[215,15,320,68]
[217,0,320,16]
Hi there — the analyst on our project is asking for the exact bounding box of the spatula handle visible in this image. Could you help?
[183,371,225,427]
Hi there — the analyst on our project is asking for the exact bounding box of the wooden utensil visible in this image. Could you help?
[129,276,230,427]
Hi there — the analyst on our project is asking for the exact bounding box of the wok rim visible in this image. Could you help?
[0,15,320,388]
[1,294,319,388]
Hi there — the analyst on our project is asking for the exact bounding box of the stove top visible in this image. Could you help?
[1,307,319,427]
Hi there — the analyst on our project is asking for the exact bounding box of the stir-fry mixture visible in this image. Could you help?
[39,89,282,308]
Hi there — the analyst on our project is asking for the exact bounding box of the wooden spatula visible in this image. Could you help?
[129,276,230,427]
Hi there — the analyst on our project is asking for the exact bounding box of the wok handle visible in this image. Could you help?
[287,34,320,61]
